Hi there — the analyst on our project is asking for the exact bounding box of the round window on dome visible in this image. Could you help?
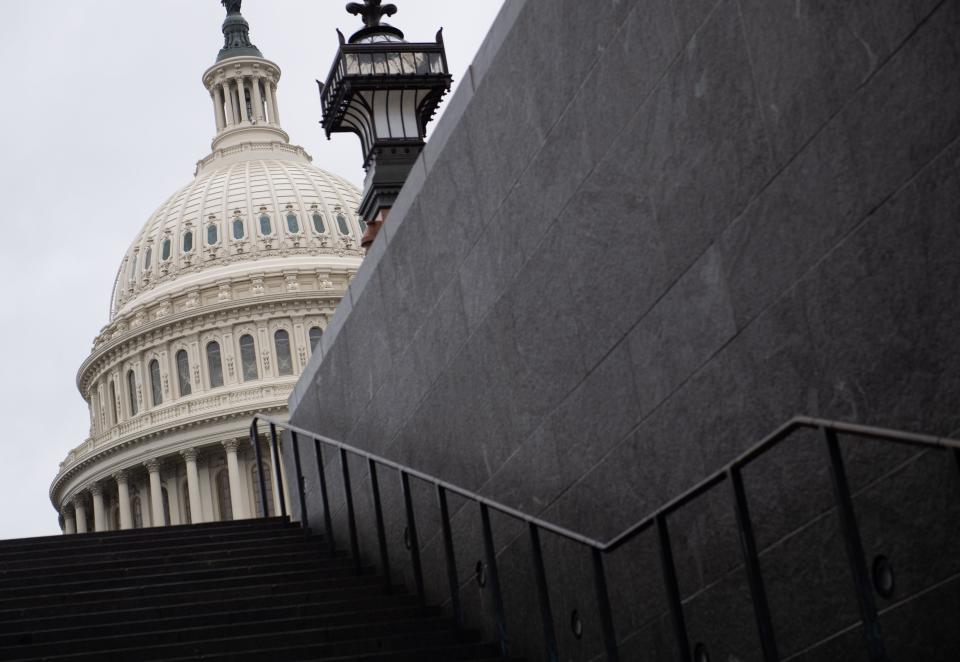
[260,214,273,236]
[312,213,326,234]
[182,231,194,253]
[161,239,171,261]
[336,213,350,235]
[207,224,218,246]
[286,213,300,234]
[232,218,245,240]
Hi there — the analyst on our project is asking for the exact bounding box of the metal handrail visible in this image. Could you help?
[250,413,960,662]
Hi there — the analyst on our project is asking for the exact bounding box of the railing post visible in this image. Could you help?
[314,438,336,554]
[481,503,509,656]
[437,486,462,626]
[250,419,268,519]
[657,514,692,662]
[529,524,559,662]
[592,548,620,661]
[728,467,779,662]
[290,430,307,525]
[824,428,888,662]
[368,459,392,591]
[339,448,362,574]
[268,423,287,518]
[400,470,426,608]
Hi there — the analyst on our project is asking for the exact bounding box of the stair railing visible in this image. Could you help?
[249,414,960,662]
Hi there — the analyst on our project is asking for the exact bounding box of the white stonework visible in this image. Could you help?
[50,38,363,533]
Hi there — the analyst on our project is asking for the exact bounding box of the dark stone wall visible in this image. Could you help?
[288,0,960,659]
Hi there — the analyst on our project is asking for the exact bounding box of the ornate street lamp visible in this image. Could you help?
[319,0,452,249]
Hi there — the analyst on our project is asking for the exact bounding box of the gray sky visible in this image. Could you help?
[0,0,504,539]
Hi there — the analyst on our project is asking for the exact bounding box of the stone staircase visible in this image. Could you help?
[0,518,516,661]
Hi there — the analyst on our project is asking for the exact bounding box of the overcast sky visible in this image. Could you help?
[0,0,505,539]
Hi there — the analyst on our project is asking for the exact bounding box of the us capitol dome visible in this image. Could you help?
[50,2,364,533]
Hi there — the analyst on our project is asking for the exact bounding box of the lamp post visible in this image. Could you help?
[319,0,452,249]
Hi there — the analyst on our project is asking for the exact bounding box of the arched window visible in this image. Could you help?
[149,359,162,407]
[240,335,258,381]
[207,224,218,245]
[274,330,293,376]
[309,326,323,352]
[336,213,350,235]
[286,213,300,234]
[129,255,138,282]
[259,214,272,236]
[252,463,275,517]
[108,381,118,425]
[131,495,143,529]
[215,470,233,521]
[176,350,192,397]
[182,231,194,253]
[143,247,152,271]
[206,341,224,388]
[161,238,171,261]
[233,218,245,240]
[126,370,138,416]
[161,487,171,526]
[181,481,192,525]
[312,213,326,234]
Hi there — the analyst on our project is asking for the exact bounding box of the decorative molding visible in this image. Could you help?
[181,448,198,463]
[222,439,239,453]
[144,459,161,473]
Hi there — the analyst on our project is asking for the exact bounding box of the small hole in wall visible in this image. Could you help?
[694,643,710,662]
[475,561,486,588]
[872,555,895,598]
[570,610,583,639]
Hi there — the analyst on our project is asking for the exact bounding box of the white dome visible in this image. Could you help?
[112,155,364,320]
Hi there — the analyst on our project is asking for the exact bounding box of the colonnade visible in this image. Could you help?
[61,439,285,534]
[211,74,280,132]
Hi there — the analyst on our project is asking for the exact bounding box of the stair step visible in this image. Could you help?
[0,527,308,564]
[3,624,481,661]
[0,517,292,552]
[0,615,457,658]
[0,602,437,646]
[0,548,350,587]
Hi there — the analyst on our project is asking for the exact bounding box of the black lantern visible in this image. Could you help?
[319,0,452,248]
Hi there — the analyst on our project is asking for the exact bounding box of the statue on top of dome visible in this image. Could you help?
[222,0,242,14]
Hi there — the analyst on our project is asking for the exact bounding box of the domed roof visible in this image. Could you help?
[111,155,363,320]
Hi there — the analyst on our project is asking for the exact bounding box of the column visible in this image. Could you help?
[236,78,249,124]
[221,80,235,127]
[74,497,88,534]
[263,79,276,124]
[268,80,280,124]
[91,483,106,532]
[182,448,204,524]
[145,459,165,527]
[165,467,182,526]
[251,76,264,122]
[222,440,247,520]
[63,509,76,535]
[212,87,226,131]
[114,470,133,530]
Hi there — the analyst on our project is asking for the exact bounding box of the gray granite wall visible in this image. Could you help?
[287,0,960,659]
